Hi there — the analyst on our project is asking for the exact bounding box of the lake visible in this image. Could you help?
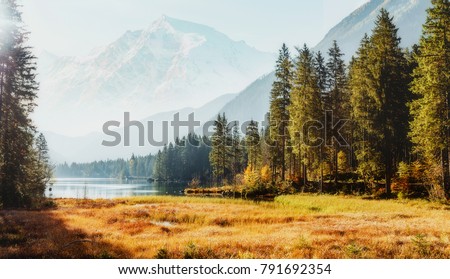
[45,178,186,199]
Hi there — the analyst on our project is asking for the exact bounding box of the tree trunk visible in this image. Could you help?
[0,71,3,125]
[320,145,324,193]
[334,144,338,186]
[281,136,286,181]
[442,148,449,197]
[385,135,392,195]
[303,152,307,187]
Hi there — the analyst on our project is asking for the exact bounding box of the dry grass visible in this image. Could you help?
[0,194,449,259]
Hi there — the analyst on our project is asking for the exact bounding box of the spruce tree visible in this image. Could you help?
[153,150,164,180]
[410,0,450,199]
[245,120,261,171]
[313,51,328,190]
[34,133,53,186]
[288,44,323,186]
[326,40,350,186]
[350,10,410,194]
[0,0,48,207]
[209,113,232,183]
[231,121,243,180]
[314,51,328,101]
[349,35,382,183]
[269,44,293,181]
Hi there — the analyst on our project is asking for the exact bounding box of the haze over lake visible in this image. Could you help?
[45,178,185,199]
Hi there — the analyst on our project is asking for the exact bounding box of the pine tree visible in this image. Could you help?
[153,150,163,180]
[231,122,243,180]
[288,44,323,186]
[129,154,136,177]
[0,0,47,207]
[34,133,53,185]
[350,10,410,194]
[161,145,168,180]
[209,113,232,183]
[245,120,261,171]
[349,35,381,182]
[269,44,293,181]
[326,40,350,186]
[314,51,328,190]
[314,51,328,101]
[410,0,450,199]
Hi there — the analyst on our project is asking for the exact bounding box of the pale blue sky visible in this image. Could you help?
[21,0,368,56]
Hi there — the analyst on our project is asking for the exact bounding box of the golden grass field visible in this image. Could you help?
[1,195,449,259]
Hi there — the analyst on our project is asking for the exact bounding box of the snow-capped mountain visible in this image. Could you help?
[34,15,275,136]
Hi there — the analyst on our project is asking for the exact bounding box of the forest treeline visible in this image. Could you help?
[55,154,155,179]
[45,1,450,203]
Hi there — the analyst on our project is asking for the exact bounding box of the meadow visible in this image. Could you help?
[0,195,449,259]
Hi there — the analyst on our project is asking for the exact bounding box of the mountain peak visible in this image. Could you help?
[147,15,226,39]
[149,14,177,33]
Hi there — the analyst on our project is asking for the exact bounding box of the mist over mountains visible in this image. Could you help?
[34,15,275,137]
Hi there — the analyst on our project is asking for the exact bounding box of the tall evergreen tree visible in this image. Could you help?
[129,154,136,177]
[0,0,48,207]
[350,10,410,194]
[288,44,323,186]
[231,122,243,179]
[313,51,328,190]
[209,113,232,183]
[314,51,328,101]
[409,0,450,199]
[245,120,261,171]
[269,44,293,181]
[326,40,350,185]
[349,35,381,183]
[34,133,53,185]
[153,150,164,180]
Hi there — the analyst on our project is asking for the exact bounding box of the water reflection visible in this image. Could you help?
[45,178,186,199]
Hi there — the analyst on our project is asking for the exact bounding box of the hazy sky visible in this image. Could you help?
[21,0,368,56]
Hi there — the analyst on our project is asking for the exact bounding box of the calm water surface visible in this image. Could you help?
[45,178,186,199]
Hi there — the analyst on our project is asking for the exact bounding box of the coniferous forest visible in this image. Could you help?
[55,154,155,179]
[151,3,450,201]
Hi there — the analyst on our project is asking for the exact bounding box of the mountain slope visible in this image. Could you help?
[45,93,237,163]
[218,72,275,124]
[314,0,431,60]
[34,15,275,136]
